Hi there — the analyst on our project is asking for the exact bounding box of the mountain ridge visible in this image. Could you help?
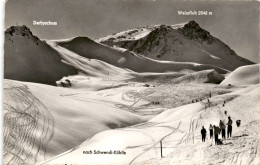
[4,23,245,86]
[56,35,228,74]
[97,20,254,71]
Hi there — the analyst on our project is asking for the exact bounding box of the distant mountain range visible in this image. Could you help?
[4,21,253,85]
[97,21,253,71]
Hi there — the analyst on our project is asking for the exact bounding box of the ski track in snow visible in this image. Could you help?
[3,81,54,165]
[129,122,181,165]
[3,50,259,165]
[35,83,260,165]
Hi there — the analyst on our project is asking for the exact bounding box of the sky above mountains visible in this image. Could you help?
[5,0,259,63]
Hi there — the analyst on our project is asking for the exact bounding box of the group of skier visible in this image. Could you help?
[201,116,234,145]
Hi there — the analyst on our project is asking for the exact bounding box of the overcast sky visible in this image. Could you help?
[5,0,259,63]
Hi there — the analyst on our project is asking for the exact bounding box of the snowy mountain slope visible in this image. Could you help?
[47,40,225,85]
[171,69,225,84]
[55,36,228,74]
[39,84,260,165]
[4,25,228,87]
[97,21,254,71]
[4,26,78,85]
[128,69,224,84]
[3,22,259,165]
[2,65,230,165]
[47,41,136,82]
[221,64,260,86]
[3,79,148,164]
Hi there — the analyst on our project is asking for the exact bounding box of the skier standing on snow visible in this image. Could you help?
[201,126,207,142]
[213,125,221,145]
[219,120,226,139]
[209,124,213,139]
[227,116,233,138]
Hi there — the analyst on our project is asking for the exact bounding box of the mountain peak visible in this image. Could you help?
[177,20,213,43]
[5,25,34,37]
[183,20,201,29]
[5,25,40,44]
[4,25,78,85]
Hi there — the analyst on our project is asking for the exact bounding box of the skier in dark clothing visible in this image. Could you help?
[209,124,213,139]
[219,120,226,139]
[227,117,233,138]
[213,125,221,145]
[201,126,207,142]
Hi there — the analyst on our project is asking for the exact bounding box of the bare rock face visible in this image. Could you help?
[177,20,213,43]
[5,25,40,44]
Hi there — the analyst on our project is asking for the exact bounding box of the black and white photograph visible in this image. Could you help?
[2,0,260,164]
